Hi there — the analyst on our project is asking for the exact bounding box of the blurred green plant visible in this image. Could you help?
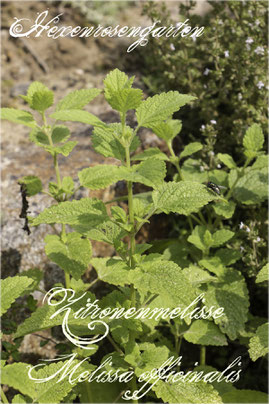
[140,0,268,155]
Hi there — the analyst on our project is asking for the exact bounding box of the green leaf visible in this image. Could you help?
[136,92,196,128]
[45,232,92,280]
[184,320,227,346]
[31,90,54,113]
[150,119,182,142]
[133,158,166,189]
[44,141,77,157]
[91,258,130,286]
[213,201,236,219]
[92,124,126,161]
[87,221,126,244]
[182,265,217,285]
[252,155,268,169]
[153,379,222,404]
[188,226,213,251]
[104,69,133,96]
[212,229,234,247]
[18,269,43,293]
[18,175,42,196]
[1,276,34,316]
[14,291,98,338]
[108,88,143,114]
[204,268,249,340]
[51,125,71,143]
[50,109,105,127]
[222,389,268,403]
[248,323,268,361]
[2,360,94,403]
[32,198,108,232]
[256,263,269,283]
[243,124,264,152]
[180,142,203,159]
[215,248,241,266]
[1,108,36,128]
[79,165,129,190]
[56,88,101,111]
[22,82,50,104]
[217,153,237,169]
[79,160,166,190]
[233,167,268,205]
[153,181,218,216]
[12,394,29,403]
[132,147,169,161]
[128,260,196,309]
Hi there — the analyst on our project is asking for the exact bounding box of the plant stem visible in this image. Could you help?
[0,388,9,404]
[200,346,206,366]
[107,334,124,354]
[125,137,138,404]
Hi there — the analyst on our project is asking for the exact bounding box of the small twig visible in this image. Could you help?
[33,333,58,345]
[19,37,49,73]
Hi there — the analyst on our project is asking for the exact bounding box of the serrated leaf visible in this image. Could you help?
[188,225,213,251]
[32,198,109,233]
[162,242,189,268]
[108,88,143,114]
[153,181,218,216]
[1,276,34,316]
[215,248,241,266]
[182,265,217,285]
[248,323,268,361]
[1,108,36,128]
[51,125,70,143]
[18,175,42,196]
[31,90,54,112]
[212,229,234,247]
[104,68,133,95]
[256,264,269,283]
[12,394,28,403]
[14,290,98,338]
[243,124,264,152]
[125,342,170,377]
[92,125,126,161]
[180,142,203,159]
[56,88,101,111]
[133,158,166,189]
[150,119,182,142]
[87,221,126,244]
[24,81,50,103]
[129,260,196,309]
[44,141,77,157]
[50,109,105,127]
[153,379,222,404]
[184,320,227,346]
[213,201,236,219]
[217,153,237,169]
[18,269,43,293]
[45,232,92,280]
[79,165,129,190]
[2,359,94,403]
[252,155,268,169]
[91,258,130,286]
[132,147,168,161]
[233,167,268,205]
[204,268,249,340]
[136,92,196,128]
[222,389,268,403]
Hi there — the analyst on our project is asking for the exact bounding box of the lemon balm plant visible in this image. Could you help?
[1,69,268,404]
